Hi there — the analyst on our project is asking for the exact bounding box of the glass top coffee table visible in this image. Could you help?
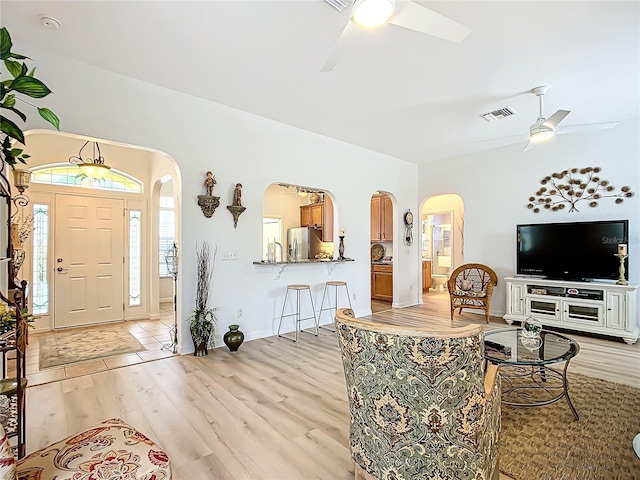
[484,327,580,420]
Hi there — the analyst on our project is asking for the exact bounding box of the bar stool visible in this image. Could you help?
[278,284,319,342]
[318,281,352,332]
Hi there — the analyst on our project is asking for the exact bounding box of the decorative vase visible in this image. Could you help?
[193,336,209,356]
[190,326,210,357]
[223,325,244,352]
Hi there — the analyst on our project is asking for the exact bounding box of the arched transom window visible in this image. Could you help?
[31,163,143,193]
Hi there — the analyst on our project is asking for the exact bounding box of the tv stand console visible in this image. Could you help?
[504,276,639,344]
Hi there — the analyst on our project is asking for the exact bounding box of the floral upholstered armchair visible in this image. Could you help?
[335,308,500,480]
[447,263,498,323]
[0,418,171,479]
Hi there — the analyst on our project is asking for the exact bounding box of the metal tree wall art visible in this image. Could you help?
[526,167,634,213]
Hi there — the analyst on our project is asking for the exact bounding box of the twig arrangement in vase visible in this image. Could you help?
[188,241,218,356]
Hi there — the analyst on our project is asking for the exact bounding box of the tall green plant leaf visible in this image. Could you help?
[0,28,12,60]
[4,59,22,77]
[38,107,60,130]
[0,116,25,144]
[1,105,27,122]
[2,93,14,108]
[10,76,51,98]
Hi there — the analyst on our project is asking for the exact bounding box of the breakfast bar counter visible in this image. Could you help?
[253,258,354,279]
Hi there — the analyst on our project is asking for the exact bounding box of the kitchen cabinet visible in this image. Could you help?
[371,195,393,241]
[422,260,432,292]
[371,264,393,301]
[300,203,323,227]
[300,196,333,242]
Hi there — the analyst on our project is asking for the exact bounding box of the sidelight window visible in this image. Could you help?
[32,204,49,315]
[129,210,142,306]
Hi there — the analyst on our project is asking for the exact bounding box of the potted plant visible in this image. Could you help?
[188,242,218,356]
[1,27,60,168]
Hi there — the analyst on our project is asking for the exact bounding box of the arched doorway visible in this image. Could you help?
[19,130,182,342]
[370,191,394,313]
[420,194,464,302]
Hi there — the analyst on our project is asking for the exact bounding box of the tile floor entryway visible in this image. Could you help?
[14,303,177,386]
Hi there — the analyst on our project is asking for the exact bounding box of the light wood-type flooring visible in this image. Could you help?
[24,292,640,479]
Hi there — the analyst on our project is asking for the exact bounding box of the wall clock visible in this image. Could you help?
[403,210,413,246]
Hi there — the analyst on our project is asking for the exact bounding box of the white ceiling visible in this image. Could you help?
[2,1,639,165]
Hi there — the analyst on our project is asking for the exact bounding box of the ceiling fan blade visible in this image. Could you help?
[321,20,360,72]
[388,1,471,43]
[556,122,618,135]
[523,141,536,152]
[477,133,528,143]
[542,109,571,129]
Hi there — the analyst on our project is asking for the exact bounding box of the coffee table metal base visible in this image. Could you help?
[499,360,579,420]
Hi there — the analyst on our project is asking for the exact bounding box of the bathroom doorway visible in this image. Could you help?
[420,194,464,302]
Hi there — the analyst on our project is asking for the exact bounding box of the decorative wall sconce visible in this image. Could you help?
[527,167,634,213]
[198,171,220,218]
[226,182,246,228]
[13,169,31,194]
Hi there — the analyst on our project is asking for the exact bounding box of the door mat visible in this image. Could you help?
[499,372,640,480]
[39,328,146,369]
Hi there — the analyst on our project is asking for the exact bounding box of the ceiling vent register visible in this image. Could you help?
[481,107,517,122]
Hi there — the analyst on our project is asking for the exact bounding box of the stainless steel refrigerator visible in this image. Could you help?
[287,227,323,261]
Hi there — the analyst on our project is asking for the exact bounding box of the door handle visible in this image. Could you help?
[56,267,68,273]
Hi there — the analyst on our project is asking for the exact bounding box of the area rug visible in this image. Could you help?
[499,372,640,480]
[39,328,146,369]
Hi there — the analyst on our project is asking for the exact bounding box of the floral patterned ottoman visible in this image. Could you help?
[1,418,171,480]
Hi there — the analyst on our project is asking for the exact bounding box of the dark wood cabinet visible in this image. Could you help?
[371,195,393,241]
[422,260,432,292]
[371,264,393,301]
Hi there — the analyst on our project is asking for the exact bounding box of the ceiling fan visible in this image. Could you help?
[321,0,471,72]
[482,86,618,152]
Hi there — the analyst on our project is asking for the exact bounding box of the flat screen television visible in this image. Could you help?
[517,219,628,281]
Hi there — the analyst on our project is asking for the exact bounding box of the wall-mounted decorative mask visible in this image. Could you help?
[527,167,634,213]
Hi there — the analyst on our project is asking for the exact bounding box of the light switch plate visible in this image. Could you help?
[222,251,237,260]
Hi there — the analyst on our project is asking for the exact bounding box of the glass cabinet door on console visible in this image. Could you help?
[526,298,560,319]
[563,301,604,327]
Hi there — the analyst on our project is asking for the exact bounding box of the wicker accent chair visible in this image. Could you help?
[447,263,498,324]
[335,308,501,480]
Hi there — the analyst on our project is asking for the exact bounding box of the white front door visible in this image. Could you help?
[54,194,125,328]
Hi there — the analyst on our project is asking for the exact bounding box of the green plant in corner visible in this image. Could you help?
[1,26,60,168]
[188,241,218,356]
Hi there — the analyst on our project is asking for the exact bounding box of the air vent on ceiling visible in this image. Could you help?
[324,0,352,12]
[480,107,517,122]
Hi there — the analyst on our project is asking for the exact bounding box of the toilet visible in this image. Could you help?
[432,274,448,292]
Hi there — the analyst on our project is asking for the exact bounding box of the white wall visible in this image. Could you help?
[419,118,640,317]
[20,46,421,353]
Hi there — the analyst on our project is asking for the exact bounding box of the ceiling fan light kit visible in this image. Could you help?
[321,0,470,72]
[530,124,555,143]
[352,0,395,27]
